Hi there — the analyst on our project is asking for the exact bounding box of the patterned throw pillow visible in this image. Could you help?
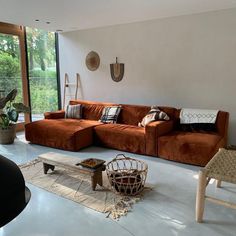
[65,104,82,119]
[99,106,121,124]
[139,106,169,127]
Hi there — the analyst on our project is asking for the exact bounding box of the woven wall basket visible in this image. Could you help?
[85,51,100,71]
[106,154,148,196]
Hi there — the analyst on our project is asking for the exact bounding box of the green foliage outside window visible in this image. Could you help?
[0,28,58,115]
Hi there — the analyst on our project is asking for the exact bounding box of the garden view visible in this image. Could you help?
[0,27,58,120]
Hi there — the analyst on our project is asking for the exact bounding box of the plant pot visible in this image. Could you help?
[0,125,16,144]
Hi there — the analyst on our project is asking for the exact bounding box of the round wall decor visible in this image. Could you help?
[85,51,100,71]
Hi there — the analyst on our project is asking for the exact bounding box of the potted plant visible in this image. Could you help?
[0,89,30,144]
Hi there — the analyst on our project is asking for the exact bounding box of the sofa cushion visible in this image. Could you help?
[158,131,222,166]
[94,124,146,154]
[99,106,121,124]
[118,104,150,126]
[70,99,118,121]
[139,106,170,127]
[25,119,102,151]
[118,104,176,126]
[65,104,82,119]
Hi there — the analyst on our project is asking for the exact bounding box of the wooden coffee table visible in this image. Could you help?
[38,152,105,191]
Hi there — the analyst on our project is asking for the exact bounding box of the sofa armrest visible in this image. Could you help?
[145,120,174,136]
[145,120,174,156]
[44,110,65,119]
[216,111,229,137]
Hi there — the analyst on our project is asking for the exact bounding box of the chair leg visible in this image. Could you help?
[216,180,222,188]
[196,170,207,223]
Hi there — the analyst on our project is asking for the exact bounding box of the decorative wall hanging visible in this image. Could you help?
[110,57,124,82]
[85,51,100,71]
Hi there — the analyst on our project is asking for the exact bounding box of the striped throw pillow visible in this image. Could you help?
[139,106,169,127]
[99,106,121,124]
[65,104,82,119]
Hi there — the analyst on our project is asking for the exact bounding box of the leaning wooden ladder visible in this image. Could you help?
[63,73,81,109]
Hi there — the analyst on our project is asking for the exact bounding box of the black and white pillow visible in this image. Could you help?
[139,106,169,127]
[99,106,121,124]
[65,104,82,119]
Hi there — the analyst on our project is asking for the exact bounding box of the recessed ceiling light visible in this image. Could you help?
[35,19,39,22]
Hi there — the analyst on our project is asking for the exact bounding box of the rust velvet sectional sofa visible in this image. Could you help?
[25,99,229,166]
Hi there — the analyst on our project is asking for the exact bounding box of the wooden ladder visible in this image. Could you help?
[63,73,81,109]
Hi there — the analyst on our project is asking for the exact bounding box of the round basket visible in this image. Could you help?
[106,154,148,196]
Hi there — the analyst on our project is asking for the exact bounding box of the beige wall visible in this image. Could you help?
[59,8,236,143]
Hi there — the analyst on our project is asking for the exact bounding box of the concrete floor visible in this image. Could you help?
[0,132,236,236]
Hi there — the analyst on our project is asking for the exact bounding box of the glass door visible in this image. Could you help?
[0,23,30,130]
[26,28,59,121]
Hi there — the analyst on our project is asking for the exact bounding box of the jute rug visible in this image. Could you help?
[20,159,150,219]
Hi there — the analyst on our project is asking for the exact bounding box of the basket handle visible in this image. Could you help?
[113,153,132,161]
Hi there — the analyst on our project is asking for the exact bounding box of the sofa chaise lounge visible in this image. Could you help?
[25,99,229,166]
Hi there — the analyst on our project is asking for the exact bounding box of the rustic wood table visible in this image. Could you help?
[38,152,105,191]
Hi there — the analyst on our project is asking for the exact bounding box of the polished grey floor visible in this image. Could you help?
[0,133,236,236]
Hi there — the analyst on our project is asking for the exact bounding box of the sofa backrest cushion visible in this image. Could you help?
[69,100,118,120]
[70,100,177,126]
[118,104,150,126]
[118,104,176,126]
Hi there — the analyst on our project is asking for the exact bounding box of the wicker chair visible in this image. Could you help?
[196,148,236,222]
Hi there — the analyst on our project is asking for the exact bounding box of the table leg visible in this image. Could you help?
[216,180,222,188]
[196,170,207,223]
[96,171,103,187]
[91,171,103,191]
[43,163,55,174]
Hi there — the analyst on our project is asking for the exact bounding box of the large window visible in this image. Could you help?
[0,23,30,130]
[26,28,59,121]
[0,22,60,129]
[0,33,23,109]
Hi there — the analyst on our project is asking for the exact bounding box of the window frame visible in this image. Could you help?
[0,22,30,131]
[0,22,61,130]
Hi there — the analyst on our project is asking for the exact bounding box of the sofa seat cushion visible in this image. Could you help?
[158,131,222,166]
[25,119,102,151]
[94,124,146,154]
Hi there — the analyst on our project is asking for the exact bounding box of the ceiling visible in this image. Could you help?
[1,0,236,32]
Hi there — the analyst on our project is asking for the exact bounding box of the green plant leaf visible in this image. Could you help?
[0,114,10,129]
[0,97,7,109]
[0,89,18,109]
[7,109,18,122]
[6,89,17,102]
[13,103,30,113]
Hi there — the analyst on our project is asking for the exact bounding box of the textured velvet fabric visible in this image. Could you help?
[26,99,228,167]
[215,111,229,137]
[70,99,118,121]
[94,124,146,154]
[118,104,150,126]
[145,120,174,156]
[44,110,65,119]
[118,104,176,126]
[25,119,102,151]
[158,131,222,166]
[158,110,229,166]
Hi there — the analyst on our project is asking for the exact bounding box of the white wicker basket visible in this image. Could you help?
[106,154,148,196]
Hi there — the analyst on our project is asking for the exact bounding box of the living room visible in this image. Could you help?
[0,1,236,235]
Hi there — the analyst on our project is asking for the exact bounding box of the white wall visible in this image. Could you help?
[59,8,236,143]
